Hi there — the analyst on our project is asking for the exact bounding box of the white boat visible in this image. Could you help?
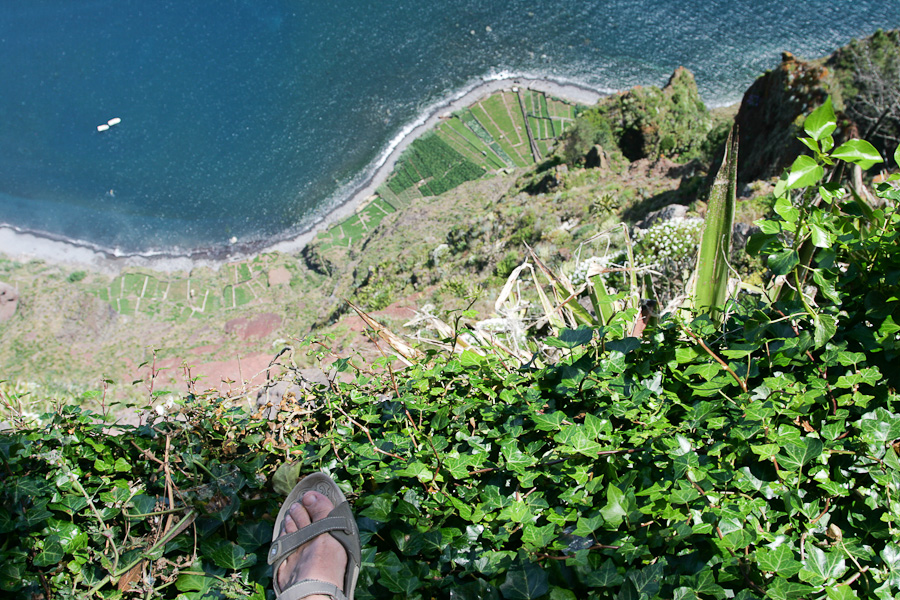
[107,117,121,126]
[97,124,110,132]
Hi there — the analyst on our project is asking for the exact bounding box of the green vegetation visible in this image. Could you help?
[563,67,720,165]
[3,102,899,599]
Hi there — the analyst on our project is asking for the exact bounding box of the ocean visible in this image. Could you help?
[2,0,898,255]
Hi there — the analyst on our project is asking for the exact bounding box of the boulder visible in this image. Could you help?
[584,144,609,169]
[636,204,688,230]
[0,283,18,322]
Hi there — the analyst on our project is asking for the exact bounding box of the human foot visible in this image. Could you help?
[274,491,349,600]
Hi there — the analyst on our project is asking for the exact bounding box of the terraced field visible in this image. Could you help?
[319,88,580,250]
[90,255,286,320]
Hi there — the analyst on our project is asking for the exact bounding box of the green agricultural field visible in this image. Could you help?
[319,88,581,251]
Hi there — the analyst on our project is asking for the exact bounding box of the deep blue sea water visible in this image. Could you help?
[2,1,898,255]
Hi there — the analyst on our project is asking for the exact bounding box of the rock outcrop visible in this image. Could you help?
[734,52,829,183]
[0,283,18,322]
[583,67,712,162]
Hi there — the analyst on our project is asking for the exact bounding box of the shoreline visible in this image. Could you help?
[0,76,605,275]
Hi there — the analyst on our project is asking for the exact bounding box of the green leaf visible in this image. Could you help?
[48,520,87,553]
[757,545,802,577]
[521,523,555,549]
[812,270,841,305]
[236,521,272,551]
[459,350,485,367]
[804,97,837,141]
[581,558,624,588]
[832,139,883,170]
[767,578,814,600]
[175,571,217,593]
[814,313,838,348]
[599,484,634,529]
[200,538,256,571]
[774,196,799,223]
[827,586,859,600]
[777,438,824,471]
[628,561,666,598]
[545,327,594,349]
[500,440,537,472]
[768,249,800,276]
[799,545,847,585]
[271,462,303,497]
[532,411,566,431]
[750,444,780,460]
[809,223,835,248]
[786,155,824,189]
[499,558,549,600]
[32,536,64,567]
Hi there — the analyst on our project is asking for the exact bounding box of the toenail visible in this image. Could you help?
[303,492,317,506]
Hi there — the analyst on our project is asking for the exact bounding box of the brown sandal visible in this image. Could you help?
[268,472,361,600]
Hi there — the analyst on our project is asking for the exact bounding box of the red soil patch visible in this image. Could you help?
[224,313,282,340]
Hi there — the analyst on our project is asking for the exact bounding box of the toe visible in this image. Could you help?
[301,490,335,521]
[283,504,300,534]
[289,499,312,530]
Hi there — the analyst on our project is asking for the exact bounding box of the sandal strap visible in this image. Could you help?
[277,578,348,600]
[268,503,355,565]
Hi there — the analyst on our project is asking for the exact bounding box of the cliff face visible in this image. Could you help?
[733,52,829,183]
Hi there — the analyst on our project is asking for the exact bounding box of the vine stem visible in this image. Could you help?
[68,471,120,575]
[681,325,748,393]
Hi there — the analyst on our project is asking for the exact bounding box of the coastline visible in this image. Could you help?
[0,76,604,275]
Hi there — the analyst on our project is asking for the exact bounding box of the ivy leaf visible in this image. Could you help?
[826,586,859,600]
[804,97,837,141]
[271,462,303,497]
[809,223,835,248]
[812,270,841,305]
[499,558,549,600]
[814,314,838,348]
[628,561,666,598]
[799,546,846,585]
[777,438,823,471]
[175,570,217,593]
[545,327,594,349]
[832,139,883,170]
[757,545,801,577]
[768,249,800,276]
[774,196,799,223]
[500,440,537,473]
[532,411,566,431]
[47,520,87,553]
[521,523,555,549]
[786,155,824,189]
[32,536,64,567]
[236,521,272,551]
[581,558,624,588]
[767,578,814,600]
[599,485,634,529]
[200,538,256,571]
